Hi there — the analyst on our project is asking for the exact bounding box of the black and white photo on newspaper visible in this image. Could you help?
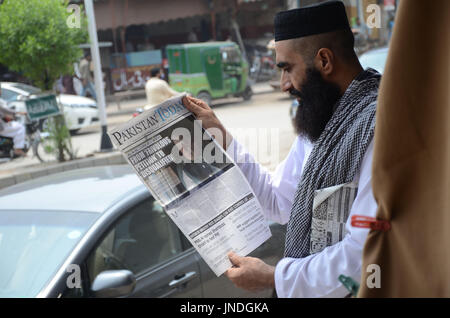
[108,95,271,276]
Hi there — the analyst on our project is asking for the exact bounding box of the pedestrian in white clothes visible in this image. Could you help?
[144,67,181,110]
[182,1,381,297]
[0,92,26,157]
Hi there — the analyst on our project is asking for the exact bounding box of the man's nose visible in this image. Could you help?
[280,72,292,93]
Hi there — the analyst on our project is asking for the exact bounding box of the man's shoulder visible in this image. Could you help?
[295,135,314,151]
[286,135,311,163]
[155,78,169,85]
[147,78,167,84]
[146,78,165,88]
[355,99,377,126]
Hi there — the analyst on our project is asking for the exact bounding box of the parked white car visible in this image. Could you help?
[0,82,99,134]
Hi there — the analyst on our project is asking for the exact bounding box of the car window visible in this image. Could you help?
[10,83,41,95]
[0,210,97,298]
[86,198,183,284]
[1,88,19,102]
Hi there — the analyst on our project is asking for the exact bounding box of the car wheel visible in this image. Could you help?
[196,91,212,106]
[70,129,81,135]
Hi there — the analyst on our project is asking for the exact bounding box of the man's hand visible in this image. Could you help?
[182,95,233,150]
[225,251,275,292]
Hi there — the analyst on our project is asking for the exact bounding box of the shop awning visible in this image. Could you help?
[94,0,210,30]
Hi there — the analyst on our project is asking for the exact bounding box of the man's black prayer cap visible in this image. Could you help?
[274,0,351,42]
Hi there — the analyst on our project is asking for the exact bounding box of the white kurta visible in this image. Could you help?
[226,135,377,298]
[0,121,26,149]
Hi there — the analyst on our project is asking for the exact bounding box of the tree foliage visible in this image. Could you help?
[42,115,76,162]
[0,0,88,90]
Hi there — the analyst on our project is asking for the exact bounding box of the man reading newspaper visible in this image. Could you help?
[182,1,380,297]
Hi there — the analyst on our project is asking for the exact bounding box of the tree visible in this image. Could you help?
[0,0,88,90]
[0,0,88,162]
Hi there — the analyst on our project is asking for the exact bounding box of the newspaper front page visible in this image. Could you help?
[108,95,271,276]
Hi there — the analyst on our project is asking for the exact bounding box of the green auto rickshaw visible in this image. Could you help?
[166,42,253,105]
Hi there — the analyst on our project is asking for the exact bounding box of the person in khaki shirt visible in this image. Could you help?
[79,52,97,100]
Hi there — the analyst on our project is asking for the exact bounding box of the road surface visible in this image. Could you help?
[0,89,297,175]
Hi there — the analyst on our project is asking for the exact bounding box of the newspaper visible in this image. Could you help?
[310,181,358,254]
[108,95,271,276]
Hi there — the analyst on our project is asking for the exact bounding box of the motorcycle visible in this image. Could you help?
[250,50,277,83]
[0,114,52,163]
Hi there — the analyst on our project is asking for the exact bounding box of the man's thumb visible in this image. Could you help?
[227,251,242,266]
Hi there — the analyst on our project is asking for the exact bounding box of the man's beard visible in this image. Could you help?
[291,68,342,143]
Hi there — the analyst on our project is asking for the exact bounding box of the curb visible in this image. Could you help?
[0,151,127,191]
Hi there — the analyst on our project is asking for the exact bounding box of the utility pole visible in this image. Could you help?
[84,0,113,152]
[231,0,248,63]
[358,0,365,28]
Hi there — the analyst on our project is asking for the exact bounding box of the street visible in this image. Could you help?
[81,90,296,168]
[77,89,296,170]
[0,88,296,176]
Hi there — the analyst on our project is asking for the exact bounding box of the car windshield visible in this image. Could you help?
[9,83,42,95]
[359,50,388,74]
[0,210,97,297]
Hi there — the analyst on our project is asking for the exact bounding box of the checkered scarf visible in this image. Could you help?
[284,68,381,258]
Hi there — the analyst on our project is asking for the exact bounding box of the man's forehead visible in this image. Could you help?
[275,40,291,61]
[275,39,302,64]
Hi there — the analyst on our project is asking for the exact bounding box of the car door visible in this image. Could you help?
[84,197,203,298]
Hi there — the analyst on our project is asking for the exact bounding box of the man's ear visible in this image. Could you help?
[314,48,334,77]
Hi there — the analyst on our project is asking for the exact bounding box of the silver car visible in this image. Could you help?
[0,165,285,298]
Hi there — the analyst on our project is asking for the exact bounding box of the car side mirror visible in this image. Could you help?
[91,270,136,298]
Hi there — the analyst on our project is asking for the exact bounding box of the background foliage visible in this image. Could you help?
[0,0,88,90]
